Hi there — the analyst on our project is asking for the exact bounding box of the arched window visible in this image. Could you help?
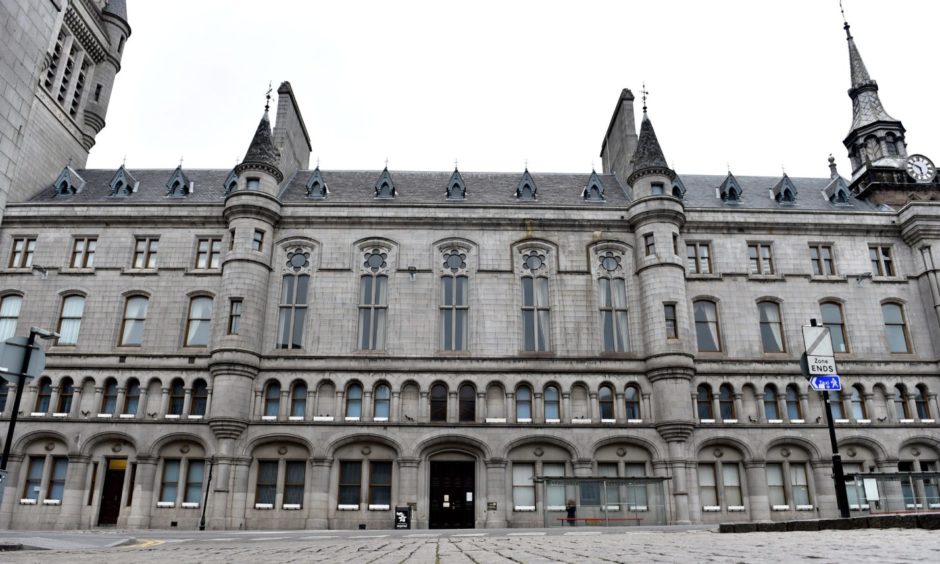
[597,253,629,352]
[430,383,447,422]
[516,386,532,420]
[57,295,85,345]
[522,273,551,351]
[894,384,911,419]
[358,259,388,351]
[101,378,118,414]
[263,381,280,417]
[56,377,74,414]
[458,384,475,422]
[696,384,714,420]
[35,377,52,413]
[544,385,560,420]
[821,302,848,353]
[694,300,721,352]
[123,378,139,415]
[290,382,307,418]
[345,384,363,418]
[598,385,614,420]
[0,295,23,341]
[440,250,469,351]
[850,386,866,419]
[718,384,735,420]
[785,384,802,420]
[885,133,899,157]
[185,296,213,347]
[757,301,785,353]
[624,385,641,420]
[882,303,911,353]
[169,378,185,415]
[191,379,208,416]
[119,296,149,346]
[763,384,779,420]
[914,385,931,419]
[829,389,845,419]
[278,269,309,349]
[374,384,391,420]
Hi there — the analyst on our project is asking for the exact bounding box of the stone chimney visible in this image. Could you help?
[272,81,312,181]
[599,88,639,186]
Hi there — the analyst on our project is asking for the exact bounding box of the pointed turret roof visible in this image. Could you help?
[843,20,896,131]
[235,109,283,183]
[627,107,675,186]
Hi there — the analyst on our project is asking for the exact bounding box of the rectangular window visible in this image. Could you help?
[693,300,721,352]
[57,295,85,345]
[722,464,743,506]
[748,243,774,275]
[664,304,678,339]
[598,463,620,505]
[512,463,535,508]
[338,461,362,506]
[651,182,665,195]
[809,244,835,276]
[229,229,235,251]
[869,245,894,277]
[284,460,306,506]
[686,242,712,274]
[228,298,243,335]
[598,277,629,352]
[543,463,566,508]
[521,276,551,352]
[252,230,264,252]
[790,463,810,506]
[698,463,718,506]
[358,275,388,350]
[758,302,785,353]
[24,456,44,500]
[255,460,278,505]
[160,459,180,503]
[277,274,309,349]
[246,178,260,191]
[843,463,867,508]
[185,297,213,347]
[644,233,655,257]
[119,296,149,346]
[766,463,786,507]
[133,237,159,269]
[369,461,392,506]
[624,463,648,508]
[440,275,469,351]
[195,238,222,269]
[185,460,205,504]
[882,303,911,353]
[70,237,96,268]
[9,237,36,268]
[672,233,679,255]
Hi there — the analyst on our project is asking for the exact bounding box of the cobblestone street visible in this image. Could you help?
[2,528,938,563]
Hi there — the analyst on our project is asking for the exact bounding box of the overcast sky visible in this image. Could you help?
[87,0,940,179]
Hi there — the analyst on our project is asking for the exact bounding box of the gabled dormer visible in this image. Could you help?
[374,168,396,199]
[109,165,138,197]
[672,175,686,199]
[771,174,797,204]
[52,165,85,197]
[515,169,537,201]
[165,165,192,197]
[582,171,605,202]
[223,169,238,195]
[446,168,466,200]
[718,172,742,203]
[306,166,328,199]
[823,175,853,206]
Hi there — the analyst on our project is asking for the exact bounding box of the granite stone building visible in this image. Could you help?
[0,2,938,530]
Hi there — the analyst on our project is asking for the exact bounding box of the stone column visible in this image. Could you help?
[448,391,457,423]
[182,387,194,416]
[307,389,317,420]
[534,392,543,422]
[643,392,653,422]
[799,393,810,422]
[929,393,940,420]
[419,391,429,423]
[507,392,516,423]
[228,457,251,530]
[666,442,691,524]
[69,385,82,418]
[811,460,837,518]
[614,392,625,422]
[711,395,721,421]
[397,457,420,508]
[1,384,15,417]
[744,460,771,522]
[115,387,127,416]
[278,389,289,420]
[777,393,787,421]
[862,393,875,420]
[92,386,103,414]
[204,387,213,417]
[23,384,38,414]
[159,387,170,417]
[477,392,486,422]
[127,456,157,528]
[55,455,90,528]
[484,458,508,528]
[562,392,571,423]
[48,386,60,415]
[335,391,344,420]
[363,390,373,421]
[876,458,902,512]
[306,458,333,529]
[733,393,744,422]
[0,454,24,527]
[588,391,598,422]
[253,390,263,418]
[135,387,148,419]
[390,391,400,422]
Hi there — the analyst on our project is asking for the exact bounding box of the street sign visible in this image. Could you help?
[0,337,45,382]
[809,375,842,391]
[807,355,837,375]
[802,326,834,357]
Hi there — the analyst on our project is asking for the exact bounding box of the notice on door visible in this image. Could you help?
[466,492,473,502]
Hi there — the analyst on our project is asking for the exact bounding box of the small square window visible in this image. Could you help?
[651,182,665,195]
[810,244,835,276]
[246,178,261,191]
[747,243,774,275]
[9,237,36,268]
[70,237,97,268]
[195,238,222,269]
[686,242,712,274]
[252,230,264,252]
[132,237,159,269]
[644,233,655,257]
[869,245,895,277]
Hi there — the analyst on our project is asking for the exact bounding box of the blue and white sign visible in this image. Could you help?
[809,375,842,391]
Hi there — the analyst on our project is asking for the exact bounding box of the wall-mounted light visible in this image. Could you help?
[407,266,417,281]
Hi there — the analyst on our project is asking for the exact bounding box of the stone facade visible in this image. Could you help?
[0,8,938,532]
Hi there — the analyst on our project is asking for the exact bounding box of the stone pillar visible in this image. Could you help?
[799,393,810,422]
[253,390,263,418]
[115,387,127,416]
[876,458,902,512]
[507,392,516,423]
[1,384,15,417]
[614,391,625,422]
[562,392,571,423]
[448,391,457,423]
[733,393,744,422]
[862,393,875,420]
[55,455,90,528]
[363,390,373,421]
[589,391,599,422]
[534,392,543,422]
[811,460,837,518]
[397,457,420,508]
[335,391,344,420]
[228,457,251,530]
[477,392,486,422]
[643,392,653,422]
[69,385,82,418]
[127,456,157,528]
[159,387,170,417]
[306,389,317,420]
[390,391,400,422]
[182,388,193,417]
[92,386,103,414]
[0,454,24,527]
[744,460,771,522]
[135,387,148,419]
[48,386,60,415]
[419,391,429,423]
[929,393,940,420]
[278,389,289,420]
[484,458,508,528]
[204,387,213,416]
[306,457,333,529]
[23,384,38,414]
[665,442,691,524]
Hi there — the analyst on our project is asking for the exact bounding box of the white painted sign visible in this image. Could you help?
[802,326,834,357]
[807,355,837,375]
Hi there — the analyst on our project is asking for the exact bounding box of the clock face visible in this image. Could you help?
[905,154,936,182]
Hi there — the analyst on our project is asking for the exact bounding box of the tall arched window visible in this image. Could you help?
[763,384,779,420]
[57,295,85,345]
[346,384,363,418]
[185,296,213,347]
[430,383,447,422]
[119,295,149,346]
[894,384,911,419]
[278,270,309,349]
[696,384,714,420]
[624,385,641,420]
[521,250,551,352]
[35,377,52,413]
[290,381,307,418]
[718,384,735,420]
[123,378,140,415]
[914,385,931,419]
[263,381,280,417]
[458,384,475,422]
[850,385,866,419]
[57,377,74,414]
[544,385,560,421]
[441,249,469,351]
[758,301,785,353]
[785,384,802,420]
[821,302,848,353]
[516,386,533,420]
[169,378,185,415]
[101,378,118,414]
[598,385,614,420]
[191,379,208,416]
[0,295,22,341]
[597,252,629,352]
[882,303,911,353]
[694,300,721,352]
[359,248,390,350]
[374,384,391,420]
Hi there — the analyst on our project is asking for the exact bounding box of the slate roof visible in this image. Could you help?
[631,115,670,173]
[26,169,879,212]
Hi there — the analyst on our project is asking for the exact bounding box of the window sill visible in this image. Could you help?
[165,414,180,419]
[345,416,361,422]
[849,504,870,510]
[184,268,222,276]
[722,419,738,424]
[809,275,847,283]
[156,502,175,508]
[728,505,746,512]
[261,416,277,421]
[373,417,389,422]
[283,503,302,510]
[699,419,716,424]
[517,418,532,423]
[58,268,96,275]
[485,418,507,423]
[834,419,850,424]
[288,415,304,421]
[571,418,592,424]
[254,503,274,510]
[513,506,536,512]
[181,502,200,509]
[627,419,643,424]
[686,273,722,280]
[368,504,390,511]
[747,274,783,282]
[19,499,36,505]
[771,505,790,511]
[628,505,648,512]
[767,419,783,424]
[337,504,359,511]
[42,499,61,506]
[187,415,203,420]
[790,419,805,424]
[546,505,567,511]
[545,419,561,424]
[29,412,46,417]
[921,419,936,424]
[601,419,616,424]
[900,419,915,423]
[53,412,68,418]
[702,505,721,512]
[871,277,906,284]
[313,416,334,422]
[796,505,814,511]
[119,413,135,419]
[121,268,159,276]
[96,413,113,418]
[856,419,871,424]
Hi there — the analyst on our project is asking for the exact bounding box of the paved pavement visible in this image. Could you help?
[0,526,937,562]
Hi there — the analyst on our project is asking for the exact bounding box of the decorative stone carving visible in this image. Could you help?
[713,448,723,458]
[780,447,791,458]
[361,446,372,456]
[277,445,288,455]
[533,447,544,457]
[616,447,627,457]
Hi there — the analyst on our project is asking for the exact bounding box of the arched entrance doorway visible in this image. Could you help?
[428,453,475,529]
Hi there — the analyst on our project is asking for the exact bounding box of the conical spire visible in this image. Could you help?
[631,113,670,173]
[235,106,283,183]
[842,18,896,131]
[844,21,872,89]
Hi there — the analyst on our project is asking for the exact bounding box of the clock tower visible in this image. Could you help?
[841,18,939,205]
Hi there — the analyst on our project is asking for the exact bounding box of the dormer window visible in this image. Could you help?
[779,188,795,203]
[223,169,238,195]
[306,168,328,199]
[726,186,740,202]
[109,165,137,197]
[672,176,686,200]
[515,170,538,201]
[246,178,260,191]
[377,182,393,198]
[582,172,605,202]
[718,172,742,203]
[834,189,849,204]
[518,184,534,200]
[374,169,396,199]
[165,166,191,197]
[651,182,665,195]
[446,169,466,200]
[53,165,84,197]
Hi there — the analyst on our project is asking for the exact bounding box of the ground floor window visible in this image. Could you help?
[513,463,535,509]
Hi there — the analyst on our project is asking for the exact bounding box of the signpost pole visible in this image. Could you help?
[821,389,851,519]
[0,330,38,472]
